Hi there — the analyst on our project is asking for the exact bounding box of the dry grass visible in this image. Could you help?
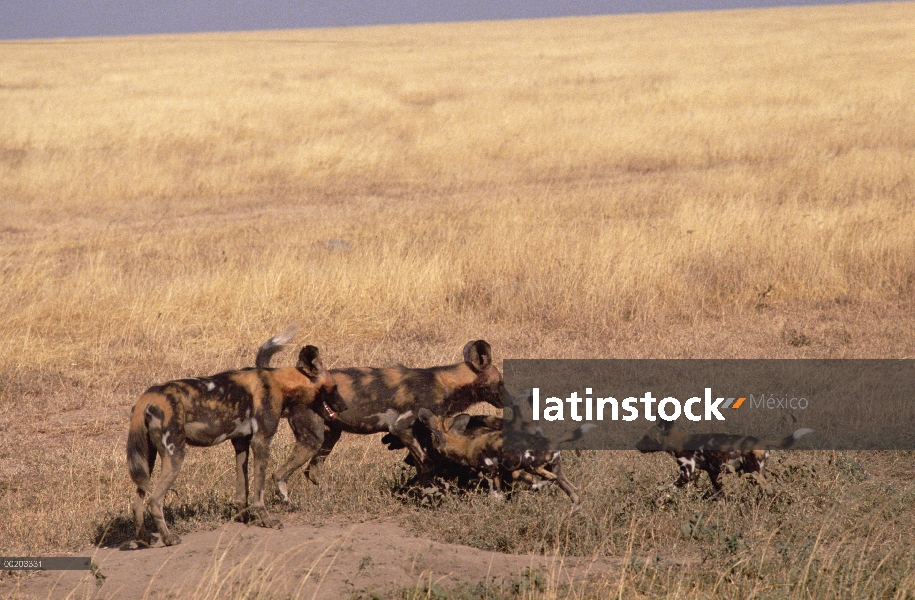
[2,2,915,597]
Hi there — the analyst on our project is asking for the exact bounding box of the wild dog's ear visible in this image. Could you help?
[449,413,472,435]
[417,408,446,448]
[657,419,675,432]
[417,408,438,428]
[296,345,324,378]
[462,340,492,372]
[430,429,447,449]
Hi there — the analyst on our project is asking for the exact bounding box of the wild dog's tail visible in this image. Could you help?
[127,400,160,488]
[255,323,298,368]
[553,423,597,446]
[764,427,814,449]
[783,427,814,448]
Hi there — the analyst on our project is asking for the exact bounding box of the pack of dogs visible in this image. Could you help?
[126,326,813,548]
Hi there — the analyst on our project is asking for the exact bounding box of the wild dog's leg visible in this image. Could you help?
[489,467,504,500]
[146,448,185,547]
[389,413,430,476]
[757,454,767,486]
[250,431,282,528]
[273,407,325,503]
[136,402,184,547]
[302,425,341,486]
[553,471,581,505]
[547,458,580,504]
[130,443,157,546]
[755,450,769,484]
[127,404,159,548]
[707,464,724,493]
[673,453,697,487]
[512,469,548,489]
[744,450,771,491]
[131,485,152,547]
[272,439,321,502]
[532,466,580,504]
[231,437,251,520]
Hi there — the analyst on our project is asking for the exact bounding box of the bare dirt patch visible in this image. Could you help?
[0,520,662,599]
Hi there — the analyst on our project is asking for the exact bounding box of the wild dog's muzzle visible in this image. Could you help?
[323,399,338,421]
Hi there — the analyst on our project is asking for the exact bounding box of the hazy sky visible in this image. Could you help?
[0,1,877,41]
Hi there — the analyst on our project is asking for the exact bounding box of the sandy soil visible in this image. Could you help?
[1,519,690,599]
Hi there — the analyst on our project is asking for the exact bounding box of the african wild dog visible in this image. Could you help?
[635,420,813,493]
[126,340,346,548]
[265,339,506,501]
[415,407,587,504]
[388,388,589,491]
[382,412,506,487]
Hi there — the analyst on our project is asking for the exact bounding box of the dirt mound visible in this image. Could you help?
[2,520,658,599]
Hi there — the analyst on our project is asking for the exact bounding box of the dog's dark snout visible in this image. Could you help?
[326,386,349,413]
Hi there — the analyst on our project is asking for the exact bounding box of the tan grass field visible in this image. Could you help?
[2,1,915,597]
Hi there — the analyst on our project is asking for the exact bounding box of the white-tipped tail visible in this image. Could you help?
[793,427,814,440]
[255,323,298,368]
[270,323,298,347]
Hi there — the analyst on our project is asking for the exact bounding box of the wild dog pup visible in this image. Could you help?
[126,343,346,548]
[635,420,813,493]
[268,340,506,500]
[416,408,584,504]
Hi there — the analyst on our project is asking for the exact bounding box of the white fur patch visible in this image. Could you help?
[794,428,814,440]
[230,418,255,437]
[162,431,176,456]
[677,455,696,475]
[374,409,404,430]
[144,406,163,430]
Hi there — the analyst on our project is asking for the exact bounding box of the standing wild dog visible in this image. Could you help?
[415,407,586,504]
[126,341,347,548]
[264,339,505,501]
[635,420,813,493]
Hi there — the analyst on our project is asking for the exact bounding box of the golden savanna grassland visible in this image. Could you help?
[1,2,915,597]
